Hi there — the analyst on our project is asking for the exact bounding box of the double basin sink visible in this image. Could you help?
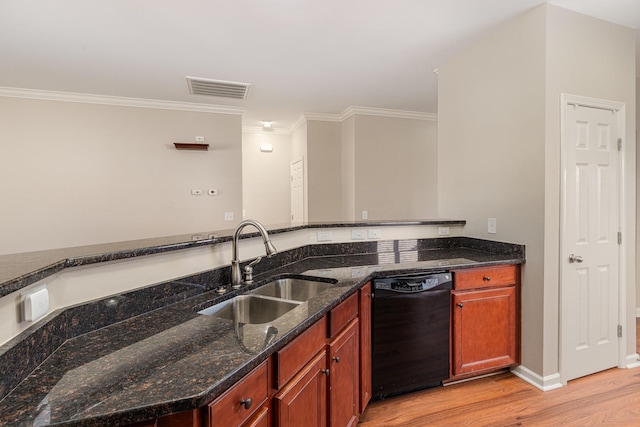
[198,277,336,325]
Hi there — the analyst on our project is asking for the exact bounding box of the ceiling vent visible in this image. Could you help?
[186,77,251,100]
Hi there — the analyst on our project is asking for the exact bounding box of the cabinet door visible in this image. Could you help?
[208,361,269,427]
[452,286,516,376]
[358,282,372,413]
[328,318,359,427]
[274,350,327,427]
[243,406,269,427]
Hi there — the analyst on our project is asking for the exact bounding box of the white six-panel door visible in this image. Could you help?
[560,97,622,383]
[290,158,304,223]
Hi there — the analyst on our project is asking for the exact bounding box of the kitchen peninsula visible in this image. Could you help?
[0,220,524,426]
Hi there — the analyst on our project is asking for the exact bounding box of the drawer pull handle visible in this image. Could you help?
[483,276,491,281]
[333,356,340,363]
[321,369,330,376]
[457,303,464,308]
[239,397,253,410]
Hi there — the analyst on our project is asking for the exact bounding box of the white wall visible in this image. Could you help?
[242,132,292,225]
[354,115,438,220]
[437,4,636,382]
[0,97,243,255]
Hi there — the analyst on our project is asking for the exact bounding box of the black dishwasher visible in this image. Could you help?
[372,272,452,400]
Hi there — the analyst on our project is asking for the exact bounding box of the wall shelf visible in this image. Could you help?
[173,143,209,151]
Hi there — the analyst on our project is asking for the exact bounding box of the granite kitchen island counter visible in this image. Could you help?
[0,224,524,426]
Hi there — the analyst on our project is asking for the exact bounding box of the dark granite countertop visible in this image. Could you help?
[0,237,523,427]
[0,220,466,299]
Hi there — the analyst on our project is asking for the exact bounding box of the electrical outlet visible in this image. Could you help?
[317,230,332,242]
[368,229,381,239]
[208,189,218,196]
[351,229,366,240]
[362,210,368,219]
[191,189,202,195]
[195,136,205,142]
[438,227,450,236]
[224,212,234,221]
[23,287,49,322]
[351,267,367,278]
[488,218,497,234]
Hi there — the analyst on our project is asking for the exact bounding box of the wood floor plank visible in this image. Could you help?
[359,319,640,426]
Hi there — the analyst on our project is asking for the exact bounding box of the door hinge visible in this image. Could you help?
[617,325,622,338]
[618,232,622,245]
[617,138,622,151]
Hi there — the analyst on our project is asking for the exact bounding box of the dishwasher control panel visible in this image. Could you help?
[374,273,451,293]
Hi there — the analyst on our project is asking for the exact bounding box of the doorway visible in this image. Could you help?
[290,157,304,223]
[559,94,626,383]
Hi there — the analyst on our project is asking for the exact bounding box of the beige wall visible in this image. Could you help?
[307,120,342,221]
[242,132,292,225]
[352,115,438,220]
[0,97,243,255]
[637,76,640,313]
[438,5,547,376]
[341,115,356,221]
[544,4,637,374]
[438,4,636,382]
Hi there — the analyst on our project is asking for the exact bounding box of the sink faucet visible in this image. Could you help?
[231,220,277,288]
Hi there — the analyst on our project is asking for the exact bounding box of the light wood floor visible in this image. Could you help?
[359,319,640,426]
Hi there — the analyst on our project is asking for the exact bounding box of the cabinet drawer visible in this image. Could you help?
[208,360,269,427]
[329,292,358,338]
[453,265,517,290]
[276,316,327,388]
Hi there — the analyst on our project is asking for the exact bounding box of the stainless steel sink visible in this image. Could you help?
[198,295,300,324]
[251,278,334,302]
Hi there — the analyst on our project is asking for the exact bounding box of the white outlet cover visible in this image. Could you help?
[368,229,381,239]
[224,212,234,221]
[23,287,49,322]
[317,231,332,242]
[351,229,365,240]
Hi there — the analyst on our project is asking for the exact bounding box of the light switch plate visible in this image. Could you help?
[488,218,497,234]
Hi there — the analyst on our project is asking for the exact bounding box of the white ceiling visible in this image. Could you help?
[1,0,638,131]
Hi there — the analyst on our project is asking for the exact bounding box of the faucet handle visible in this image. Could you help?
[243,256,263,284]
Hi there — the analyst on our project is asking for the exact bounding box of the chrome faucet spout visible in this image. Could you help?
[231,220,278,288]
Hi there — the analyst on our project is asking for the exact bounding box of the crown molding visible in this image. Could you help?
[286,114,308,134]
[340,106,437,121]
[0,87,246,115]
[303,112,342,122]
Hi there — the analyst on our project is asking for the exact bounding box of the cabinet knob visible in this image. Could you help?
[457,303,464,308]
[332,356,340,363]
[239,397,253,410]
[483,276,491,281]
[321,369,330,376]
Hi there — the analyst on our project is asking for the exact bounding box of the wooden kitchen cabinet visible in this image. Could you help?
[207,360,269,427]
[358,282,372,413]
[451,265,519,378]
[274,350,328,427]
[328,318,359,427]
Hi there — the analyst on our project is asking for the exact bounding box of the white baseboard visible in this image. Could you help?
[510,365,563,391]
